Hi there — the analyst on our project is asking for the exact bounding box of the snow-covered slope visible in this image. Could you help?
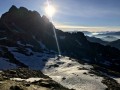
[43,56,107,90]
[0,58,17,70]
[0,46,120,90]
[7,47,56,70]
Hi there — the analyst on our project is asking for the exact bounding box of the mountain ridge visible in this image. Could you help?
[0,6,120,72]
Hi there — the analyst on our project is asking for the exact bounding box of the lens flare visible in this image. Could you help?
[45,5,55,17]
[45,0,61,56]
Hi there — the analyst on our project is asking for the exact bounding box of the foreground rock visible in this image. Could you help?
[0,68,71,90]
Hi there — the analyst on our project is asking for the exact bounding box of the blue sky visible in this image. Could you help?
[0,0,120,32]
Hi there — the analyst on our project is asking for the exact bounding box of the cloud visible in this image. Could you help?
[54,23,120,32]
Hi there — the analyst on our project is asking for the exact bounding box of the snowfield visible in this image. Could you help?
[0,58,17,70]
[8,47,55,70]
[43,56,107,90]
[0,46,120,90]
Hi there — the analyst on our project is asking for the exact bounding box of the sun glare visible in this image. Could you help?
[45,5,56,17]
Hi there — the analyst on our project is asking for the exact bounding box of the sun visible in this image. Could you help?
[45,5,56,17]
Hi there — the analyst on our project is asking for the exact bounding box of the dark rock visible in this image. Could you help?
[9,5,18,12]
[24,83,30,87]
[83,72,87,75]
[62,77,66,80]
[3,68,49,79]
[102,77,120,90]
[78,67,88,70]
[9,70,16,74]
[48,64,59,68]
[10,86,23,90]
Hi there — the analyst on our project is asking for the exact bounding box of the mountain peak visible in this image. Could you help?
[9,5,18,12]
[42,15,50,23]
[19,6,28,12]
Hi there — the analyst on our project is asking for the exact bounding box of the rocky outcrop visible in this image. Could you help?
[0,68,71,90]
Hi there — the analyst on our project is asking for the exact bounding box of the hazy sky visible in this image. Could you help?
[0,0,120,32]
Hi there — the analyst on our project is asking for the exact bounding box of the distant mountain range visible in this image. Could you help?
[80,31,120,37]
[0,5,120,72]
[108,39,120,50]
[98,31,120,36]
[86,36,108,45]
[86,36,120,50]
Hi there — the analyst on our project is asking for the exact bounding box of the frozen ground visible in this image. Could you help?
[43,56,107,90]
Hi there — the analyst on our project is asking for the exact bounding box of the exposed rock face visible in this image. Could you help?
[0,6,120,72]
[0,5,49,34]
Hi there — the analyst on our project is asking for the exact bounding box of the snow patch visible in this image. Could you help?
[17,41,24,46]
[10,78,44,82]
[7,47,55,70]
[26,44,33,47]
[114,78,120,84]
[0,58,17,70]
[0,37,7,40]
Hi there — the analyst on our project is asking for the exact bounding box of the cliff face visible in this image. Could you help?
[0,5,57,50]
[0,5,53,36]
[0,6,120,71]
